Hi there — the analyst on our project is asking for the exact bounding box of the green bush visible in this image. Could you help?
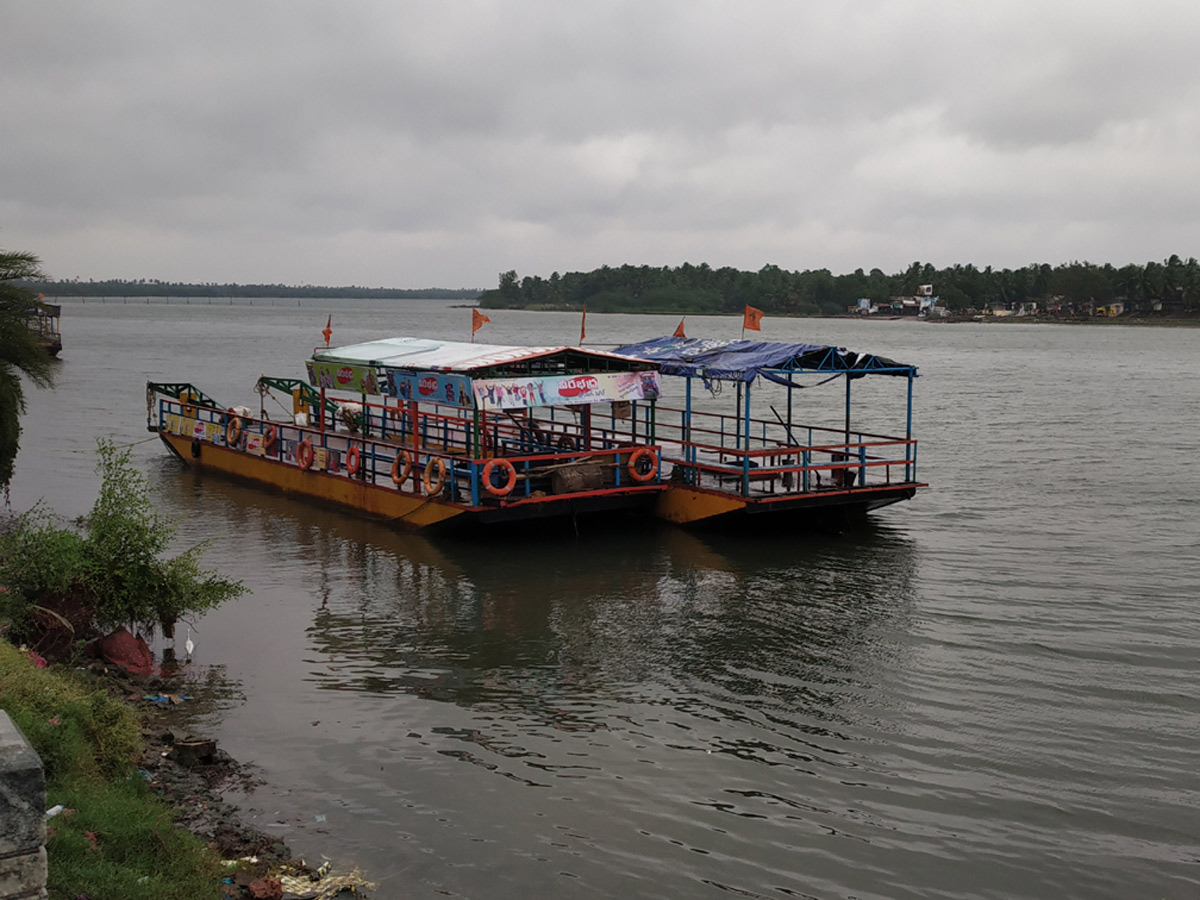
[0,502,86,624]
[0,439,245,647]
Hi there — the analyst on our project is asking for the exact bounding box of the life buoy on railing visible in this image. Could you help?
[391,449,414,486]
[297,439,315,471]
[346,443,361,476]
[263,425,278,455]
[628,448,659,483]
[423,457,447,496]
[225,416,243,448]
[482,458,517,497]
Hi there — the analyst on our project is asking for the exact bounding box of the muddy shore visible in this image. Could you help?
[94,663,371,898]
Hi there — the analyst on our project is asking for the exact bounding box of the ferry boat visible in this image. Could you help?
[612,336,925,527]
[147,337,667,531]
[148,333,924,533]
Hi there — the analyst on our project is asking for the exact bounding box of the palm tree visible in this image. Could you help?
[0,249,55,488]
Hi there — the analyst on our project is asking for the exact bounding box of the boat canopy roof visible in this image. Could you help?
[612,336,916,384]
[312,337,654,377]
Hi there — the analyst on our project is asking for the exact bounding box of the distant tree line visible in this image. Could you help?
[23,278,483,300]
[480,256,1200,316]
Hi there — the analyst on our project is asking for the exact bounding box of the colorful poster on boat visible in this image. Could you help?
[385,370,474,407]
[165,414,221,442]
[473,371,661,411]
[306,360,380,395]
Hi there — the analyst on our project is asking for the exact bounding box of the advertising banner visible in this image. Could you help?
[306,360,380,395]
[385,370,474,407]
[473,371,661,411]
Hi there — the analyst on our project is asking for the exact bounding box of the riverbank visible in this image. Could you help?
[0,641,372,899]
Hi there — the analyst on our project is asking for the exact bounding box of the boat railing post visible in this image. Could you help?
[858,441,866,488]
[802,449,810,492]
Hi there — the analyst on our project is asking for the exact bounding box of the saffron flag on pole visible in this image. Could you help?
[673,318,686,338]
[580,304,587,344]
[322,315,333,346]
[743,304,764,332]
[472,308,490,339]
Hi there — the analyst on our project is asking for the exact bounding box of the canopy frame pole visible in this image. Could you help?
[735,382,743,450]
[786,373,794,440]
[906,370,914,481]
[844,374,852,447]
[684,376,694,479]
[742,379,752,497]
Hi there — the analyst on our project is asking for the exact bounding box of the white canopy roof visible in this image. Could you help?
[311,337,647,374]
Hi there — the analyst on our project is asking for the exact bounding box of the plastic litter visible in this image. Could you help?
[278,866,376,900]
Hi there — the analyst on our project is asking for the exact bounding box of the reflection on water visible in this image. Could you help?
[152,461,925,898]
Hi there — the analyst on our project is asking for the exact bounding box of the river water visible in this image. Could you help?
[9,299,1200,899]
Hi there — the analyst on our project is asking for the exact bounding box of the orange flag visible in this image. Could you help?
[321,315,333,345]
[743,304,764,332]
[472,308,490,337]
[580,304,587,344]
[673,318,686,338]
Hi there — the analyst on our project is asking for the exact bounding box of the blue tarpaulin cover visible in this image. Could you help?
[613,337,915,384]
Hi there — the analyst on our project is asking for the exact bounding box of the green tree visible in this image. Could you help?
[0,249,54,488]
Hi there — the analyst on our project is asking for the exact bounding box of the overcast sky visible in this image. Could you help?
[3,2,1198,289]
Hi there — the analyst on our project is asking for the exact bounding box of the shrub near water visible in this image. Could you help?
[0,642,224,899]
[0,439,244,651]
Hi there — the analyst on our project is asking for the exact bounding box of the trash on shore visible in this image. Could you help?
[278,865,376,899]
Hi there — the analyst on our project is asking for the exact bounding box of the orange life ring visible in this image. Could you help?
[423,457,447,495]
[264,425,278,454]
[628,448,658,483]
[391,449,414,486]
[225,416,243,448]
[346,443,361,476]
[482,458,517,497]
[297,439,315,471]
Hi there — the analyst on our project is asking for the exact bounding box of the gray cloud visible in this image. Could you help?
[3,0,1198,287]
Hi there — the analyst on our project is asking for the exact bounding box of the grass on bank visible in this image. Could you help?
[0,640,228,899]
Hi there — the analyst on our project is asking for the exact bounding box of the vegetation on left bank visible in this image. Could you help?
[0,440,252,898]
[0,641,227,899]
[0,440,245,658]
